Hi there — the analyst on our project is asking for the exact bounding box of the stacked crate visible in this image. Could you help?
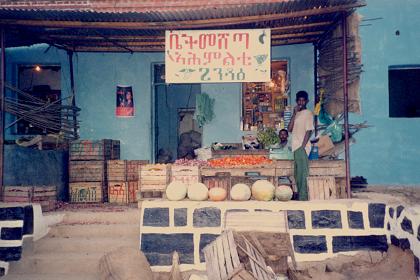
[107,160,149,204]
[69,139,120,203]
[139,164,170,199]
[3,186,57,212]
[170,165,200,187]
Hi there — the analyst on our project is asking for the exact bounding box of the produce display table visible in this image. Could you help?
[211,149,269,158]
[201,160,347,198]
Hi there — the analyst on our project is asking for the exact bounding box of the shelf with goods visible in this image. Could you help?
[242,60,289,131]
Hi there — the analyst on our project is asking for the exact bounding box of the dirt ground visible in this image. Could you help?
[352,185,420,206]
[291,245,416,280]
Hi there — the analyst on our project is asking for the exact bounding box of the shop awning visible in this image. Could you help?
[0,0,365,52]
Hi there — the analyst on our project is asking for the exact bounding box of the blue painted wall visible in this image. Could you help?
[5,43,314,161]
[350,0,420,184]
[4,145,69,200]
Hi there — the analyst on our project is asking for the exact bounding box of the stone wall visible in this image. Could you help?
[387,204,420,277]
[0,204,35,276]
[139,200,391,272]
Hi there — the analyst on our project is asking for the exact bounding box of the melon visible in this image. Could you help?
[187,183,208,201]
[230,183,251,201]
[208,187,227,201]
[275,185,293,201]
[166,181,187,201]
[251,180,275,201]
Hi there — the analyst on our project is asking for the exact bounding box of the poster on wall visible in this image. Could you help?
[165,29,271,83]
[115,85,135,117]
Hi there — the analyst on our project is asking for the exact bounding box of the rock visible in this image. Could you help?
[325,254,355,272]
[307,263,326,277]
[98,246,153,280]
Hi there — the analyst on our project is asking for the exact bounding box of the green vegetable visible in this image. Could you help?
[257,127,279,148]
[194,93,215,127]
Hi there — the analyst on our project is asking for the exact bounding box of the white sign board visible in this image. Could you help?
[165,29,271,83]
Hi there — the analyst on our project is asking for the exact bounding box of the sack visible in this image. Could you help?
[98,246,153,280]
[318,135,335,156]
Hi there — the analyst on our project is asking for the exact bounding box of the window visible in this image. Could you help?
[242,60,289,130]
[17,65,61,134]
[389,65,420,118]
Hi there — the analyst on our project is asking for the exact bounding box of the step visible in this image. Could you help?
[34,236,139,254]
[3,273,98,280]
[48,223,139,238]
[58,208,140,225]
[7,252,104,274]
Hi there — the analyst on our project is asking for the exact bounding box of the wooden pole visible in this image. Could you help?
[0,27,5,197]
[313,43,318,137]
[342,14,351,198]
[67,50,78,139]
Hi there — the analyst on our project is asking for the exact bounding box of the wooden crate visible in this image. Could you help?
[201,172,231,199]
[307,176,337,200]
[70,139,120,161]
[70,182,104,203]
[139,164,169,192]
[107,160,149,181]
[108,181,139,204]
[204,230,276,280]
[274,160,345,177]
[137,190,165,200]
[201,167,275,178]
[231,172,277,188]
[170,165,200,186]
[3,186,57,212]
[69,160,106,182]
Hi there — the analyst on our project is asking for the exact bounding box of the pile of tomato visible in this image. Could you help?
[208,155,272,168]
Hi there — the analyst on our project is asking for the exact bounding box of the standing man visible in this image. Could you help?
[288,91,314,200]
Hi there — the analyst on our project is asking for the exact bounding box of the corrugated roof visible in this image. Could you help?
[0,0,366,52]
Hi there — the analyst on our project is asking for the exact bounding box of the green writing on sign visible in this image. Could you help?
[199,68,246,81]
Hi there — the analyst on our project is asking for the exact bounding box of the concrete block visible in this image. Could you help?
[312,210,342,229]
[399,238,411,251]
[23,205,34,235]
[141,233,194,265]
[347,211,364,229]
[193,207,221,227]
[332,235,388,253]
[401,217,413,234]
[287,210,305,229]
[368,203,386,228]
[0,246,22,262]
[293,235,327,254]
[1,227,23,241]
[0,207,25,221]
[174,208,187,227]
[388,207,394,218]
[418,225,420,241]
[143,208,169,227]
[396,205,404,218]
[390,235,399,247]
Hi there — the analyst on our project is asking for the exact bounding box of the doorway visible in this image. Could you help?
[16,64,61,135]
[152,64,202,163]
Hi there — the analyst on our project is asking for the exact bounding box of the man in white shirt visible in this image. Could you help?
[287,91,314,200]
